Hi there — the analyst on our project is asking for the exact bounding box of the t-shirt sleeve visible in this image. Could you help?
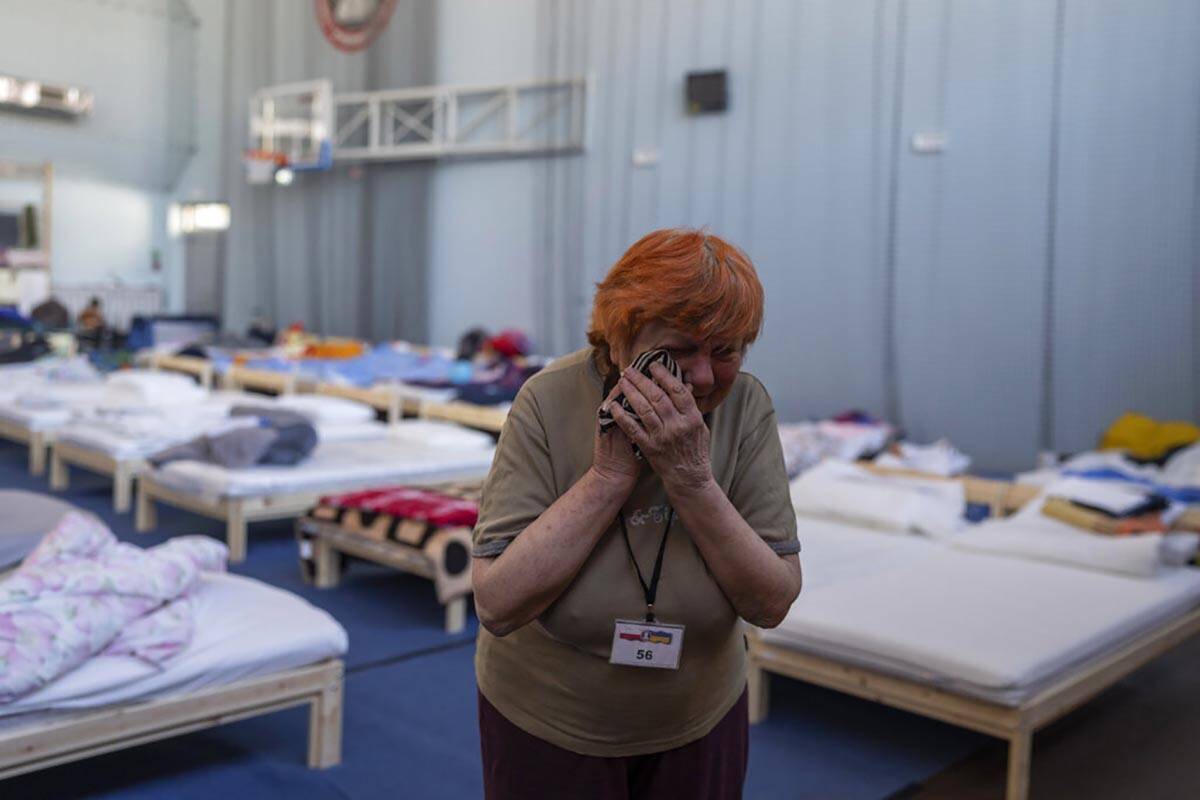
[727,380,800,556]
[472,384,558,558]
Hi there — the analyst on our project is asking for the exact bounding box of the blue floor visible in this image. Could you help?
[0,440,984,799]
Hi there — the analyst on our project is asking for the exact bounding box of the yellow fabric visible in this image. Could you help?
[304,339,365,360]
[1099,412,1200,461]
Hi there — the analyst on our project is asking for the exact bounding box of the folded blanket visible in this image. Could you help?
[789,460,964,539]
[0,513,227,703]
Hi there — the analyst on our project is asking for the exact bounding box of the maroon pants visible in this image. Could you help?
[478,689,749,800]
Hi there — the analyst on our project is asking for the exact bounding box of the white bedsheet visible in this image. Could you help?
[56,416,388,460]
[0,572,347,719]
[150,434,496,498]
[761,517,1200,705]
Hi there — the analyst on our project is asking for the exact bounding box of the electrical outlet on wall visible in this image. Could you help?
[632,148,660,168]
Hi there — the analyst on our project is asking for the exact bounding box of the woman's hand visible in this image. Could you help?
[609,362,714,497]
[591,382,642,493]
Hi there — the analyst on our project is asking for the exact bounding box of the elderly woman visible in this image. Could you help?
[472,229,802,799]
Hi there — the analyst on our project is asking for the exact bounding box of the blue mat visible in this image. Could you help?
[0,439,984,798]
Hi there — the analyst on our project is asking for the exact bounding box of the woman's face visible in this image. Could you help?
[619,320,743,414]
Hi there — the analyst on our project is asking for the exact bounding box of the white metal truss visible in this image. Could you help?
[248,77,586,174]
[332,77,586,162]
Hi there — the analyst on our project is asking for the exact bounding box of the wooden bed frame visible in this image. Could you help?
[146,353,215,391]
[315,384,413,425]
[135,470,488,565]
[135,474,323,564]
[0,658,344,780]
[220,366,300,396]
[0,418,51,476]
[419,400,507,434]
[748,473,1200,800]
[49,439,142,513]
[298,518,473,634]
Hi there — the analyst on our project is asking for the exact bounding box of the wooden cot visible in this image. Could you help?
[298,518,473,634]
[145,353,215,390]
[0,418,51,476]
[48,440,142,513]
[0,658,344,780]
[220,365,300,395]
[747,473,1200,800]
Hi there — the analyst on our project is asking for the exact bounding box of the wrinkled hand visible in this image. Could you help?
[592,381,642,493]
[609,362,713,496]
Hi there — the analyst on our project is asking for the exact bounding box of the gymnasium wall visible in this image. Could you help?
[428,0,1200,472]
[0,0,198,289]
[218,0,437,342]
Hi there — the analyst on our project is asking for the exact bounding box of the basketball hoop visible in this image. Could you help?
[244,149,288,185]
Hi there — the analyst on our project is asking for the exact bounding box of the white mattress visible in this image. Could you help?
[150,435,496,499]
[0,572,347,720]
[760,517,1200,705]
[56,418,388,461]
[0,404,73,432]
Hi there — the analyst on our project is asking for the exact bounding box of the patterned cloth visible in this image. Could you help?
[316,485,480,531]
[0,512,227,704]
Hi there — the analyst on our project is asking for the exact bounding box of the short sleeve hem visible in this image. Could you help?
[768,538,801,556]
[473,538,513,558]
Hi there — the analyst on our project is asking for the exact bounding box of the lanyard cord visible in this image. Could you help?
[618,508,674,623]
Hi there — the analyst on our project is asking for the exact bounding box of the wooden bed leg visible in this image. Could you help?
[29,433,46,476]
[49,449,69,491]
[227,503,248,564]
[1006,730,1032,800]
[135,485,158,532]
[313,539,341,589]
[748,662,770,724]
[445,596,467,634]
[113,465,133,513]
[307,675,344,768]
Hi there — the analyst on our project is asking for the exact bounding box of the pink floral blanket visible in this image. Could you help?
[0,512,227,704]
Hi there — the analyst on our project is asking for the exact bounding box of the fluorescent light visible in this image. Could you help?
[175,202,231,234]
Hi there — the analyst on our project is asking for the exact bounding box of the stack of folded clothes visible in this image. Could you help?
[1040,478,1200,537]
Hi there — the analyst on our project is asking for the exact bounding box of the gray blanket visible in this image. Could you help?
[149,406,318,468]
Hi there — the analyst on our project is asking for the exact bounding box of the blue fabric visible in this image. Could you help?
[208,345,457,388]
[0,440,984,799]
[1063,468,1200,505]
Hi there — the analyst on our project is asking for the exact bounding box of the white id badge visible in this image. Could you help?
[609,620,685,670]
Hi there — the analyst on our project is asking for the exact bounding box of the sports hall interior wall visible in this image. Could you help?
[2,0,1196,473]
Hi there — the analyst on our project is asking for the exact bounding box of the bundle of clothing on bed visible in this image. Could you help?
[792,460,1200,577]
[0,511,227,704]
[777,411,970,478]
[148,406,318,469]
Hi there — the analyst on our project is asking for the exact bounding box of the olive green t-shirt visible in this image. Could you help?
[472,348,799,757]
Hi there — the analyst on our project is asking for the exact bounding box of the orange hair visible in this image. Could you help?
[587,228,764,375]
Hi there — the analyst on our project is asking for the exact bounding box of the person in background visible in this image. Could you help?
[471,228,802,800]
[76,296,106,333]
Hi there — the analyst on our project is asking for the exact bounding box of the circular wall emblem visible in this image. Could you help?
[315,0,399,52]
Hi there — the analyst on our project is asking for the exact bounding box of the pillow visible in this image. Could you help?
[104,370,206,406]
[387,420,495,451]
[0,491,81,569]
[271,395,375,425]
[789,460,964,538]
